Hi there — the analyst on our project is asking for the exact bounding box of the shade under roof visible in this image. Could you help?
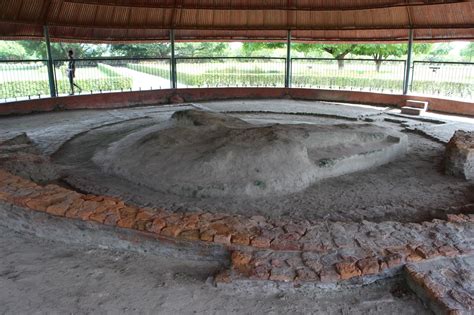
[0,0,473,42]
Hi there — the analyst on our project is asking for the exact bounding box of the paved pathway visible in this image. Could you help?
[113,66,188,89]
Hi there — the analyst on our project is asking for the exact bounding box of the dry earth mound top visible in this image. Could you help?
[93,110,407,198]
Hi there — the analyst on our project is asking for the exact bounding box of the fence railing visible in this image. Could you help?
[0,60,50,102]
[292,58,406,93]
[411,61,473,100]
[175,57,286,88]
[0,57,472,103]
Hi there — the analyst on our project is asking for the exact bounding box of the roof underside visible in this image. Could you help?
[0,0,473,43]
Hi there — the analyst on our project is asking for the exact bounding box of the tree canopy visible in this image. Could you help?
[0,41,27,60]
[460,42,474,62]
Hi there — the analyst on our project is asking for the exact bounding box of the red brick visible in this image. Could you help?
[214,234,232,245]
[160,225,182,237]
[378,260,388,271]
[449,289,474,310]
[385,253,403,268]
[295,267,319,281]
[231,232,251,246]
[76,200,103,221]
[283,223,307,235]
[271,258,286,268]
[250,265,270,280]
[250,236,271,248]
[89,209,111,224]
[210,223,232,236]
[214,270,232,284]
[45,193,79,216]
[269,267,295,282]
[319,266,341,282]
[25,192,69,212]
[231,251,253,275]
[103,213,119,226]
[447,214,466,223]
[179,229,201,241]
[148,217,166,233]
[270,233,301,251]
[64,198,85,219]
[304,259,323,273]
[335,261,361,280]
[415,245,439,259]
[406,253,424,262]
[356,257,379,275]
[200,229,215,242]
[426,281,446,300]
[437,245,459,257]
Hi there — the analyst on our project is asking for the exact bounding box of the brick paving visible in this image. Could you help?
[406,255,474,314]
[1,167,473,282]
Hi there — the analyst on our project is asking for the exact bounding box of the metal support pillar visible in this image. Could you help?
[403,28,414,95]
[285,30,292,88]
[170,29,177,89]
[43,25,57,97]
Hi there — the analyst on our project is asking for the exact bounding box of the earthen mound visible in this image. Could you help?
[93,110,407,198]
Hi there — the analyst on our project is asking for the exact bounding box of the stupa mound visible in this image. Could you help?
[93,110,407,198]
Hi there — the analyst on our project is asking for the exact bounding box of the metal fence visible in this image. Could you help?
[176,57,286,88]
[0,60,50,102]
[0,57,472,103]
[292,58,406,93]
[411,61,474,100]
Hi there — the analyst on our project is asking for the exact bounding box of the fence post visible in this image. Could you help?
[43,25,57,97]
[170,29,177,89]
[285,30,292,88]
[403,28,414,95]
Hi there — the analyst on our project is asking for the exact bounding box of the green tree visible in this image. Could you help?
[0,41,27,60]
[427,43,452,61]
[19,41,109,59]
[110,42,229,58]
[460,42,474,62]
[110,43,170,58]
[176,42,229,57]
[353,44,407,72]
[241,43,284,56]
[315,44,357,69]
[353,43,431,71]
[241,43,356,67]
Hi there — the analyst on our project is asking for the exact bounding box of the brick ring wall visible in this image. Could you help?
[1,168,473,283]
[1,88,473,117]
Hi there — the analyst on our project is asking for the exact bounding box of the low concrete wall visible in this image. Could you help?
[0,88,472,117]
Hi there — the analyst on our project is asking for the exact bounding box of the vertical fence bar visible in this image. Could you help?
[403,28,414,95]
[285,30,292,88]
[170,29,177,89]
[43,25,57,97]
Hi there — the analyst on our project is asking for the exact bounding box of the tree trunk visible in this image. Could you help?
[337,59,345,70]
[375,60,383,72]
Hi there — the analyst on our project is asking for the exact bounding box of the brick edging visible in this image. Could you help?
[1,168,473,285]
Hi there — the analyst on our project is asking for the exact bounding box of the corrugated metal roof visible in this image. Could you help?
[0,0,472,42]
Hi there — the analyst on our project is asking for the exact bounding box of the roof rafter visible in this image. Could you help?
[63,0,470,12]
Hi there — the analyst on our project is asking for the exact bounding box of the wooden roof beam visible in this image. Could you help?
[63,0,471,12]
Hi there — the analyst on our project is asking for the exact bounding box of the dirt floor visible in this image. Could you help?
[0,226,430,314]
[1,99,473,314]
[50,106,473,223]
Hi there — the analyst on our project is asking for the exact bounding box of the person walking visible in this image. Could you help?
[67,50,82,95]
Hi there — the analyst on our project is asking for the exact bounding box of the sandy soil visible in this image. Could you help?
[53,112,473,223]
[0,225,430,314]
